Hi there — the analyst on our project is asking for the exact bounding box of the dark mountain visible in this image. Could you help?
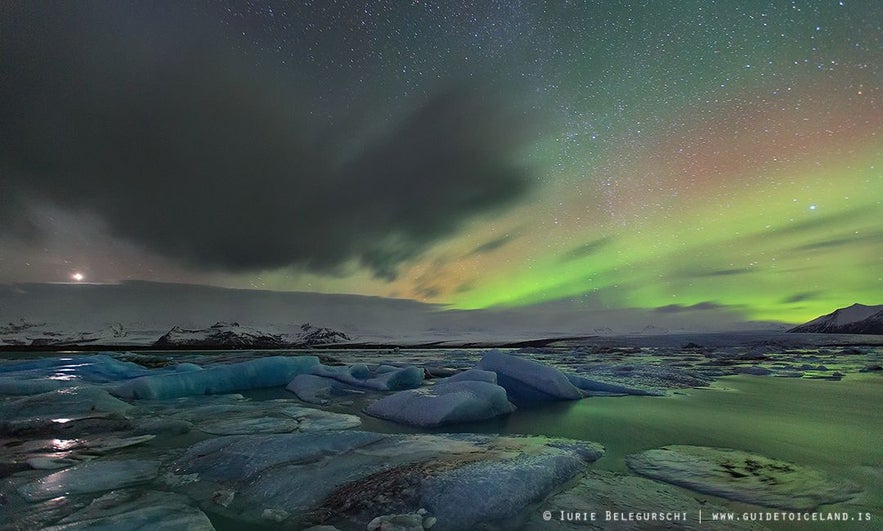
[788,304,883,334]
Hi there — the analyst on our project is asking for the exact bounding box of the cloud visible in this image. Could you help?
[0,3,534,280]
[654,301,728,313]
[782,292,822,304]
[469,234,517,256]
[559,236,614,262]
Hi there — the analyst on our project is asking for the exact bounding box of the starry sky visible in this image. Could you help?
[1,1,881,326]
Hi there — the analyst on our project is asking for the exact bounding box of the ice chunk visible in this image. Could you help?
[420,450,595,529]
[0,354,154,383]
[0,387,133,434]
[365,381,515,427]
[309,364,424,391]
[44,490,214,531]
[476,350,582,402]
[286,374,347,405]
[113,356,319,399]
[444,369,497,384]
[175,431,387,483]
[627,445,862,510]
[171,432,602,529]
[0,355,158,396]
[574,363,711,393]
[565,373,661,396]
[0,377,67,395]
[18,459,160,501]
[160,399,359,434]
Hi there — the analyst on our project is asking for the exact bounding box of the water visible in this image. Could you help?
[2,348,881,529]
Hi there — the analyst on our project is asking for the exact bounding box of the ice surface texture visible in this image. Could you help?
[365,380,515,427]
[0,355,156,395]
[113,355,319,399]
[627,445,862,510]
[309,363,424,391]
[476,350,583,402]
[171,431,604,529]
[18,459,160,501]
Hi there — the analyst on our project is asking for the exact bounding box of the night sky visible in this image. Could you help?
[1,1,880,325]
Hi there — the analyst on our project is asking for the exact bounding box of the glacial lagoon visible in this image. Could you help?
[1,345,880,530]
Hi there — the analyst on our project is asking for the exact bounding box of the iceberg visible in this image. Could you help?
[444,368,497,384]
[112,356,319,399]
[365,380,515,427]
[309,363,424,391]
[476,350,582,402]
[285,374,368,405]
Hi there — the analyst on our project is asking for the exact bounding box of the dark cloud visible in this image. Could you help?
[782,292,822,304]
[0,3,534,280]
[792,231,883,253]
[702,268,753,277]
[559,236,614,262]
[469,234,516,256]
[654,302,727,313]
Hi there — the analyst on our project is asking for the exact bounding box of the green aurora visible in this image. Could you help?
[2,1,880,326]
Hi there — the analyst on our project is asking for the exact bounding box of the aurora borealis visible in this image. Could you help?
[1,1,881,326]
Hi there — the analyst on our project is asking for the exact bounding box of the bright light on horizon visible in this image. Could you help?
[71,272,84,282]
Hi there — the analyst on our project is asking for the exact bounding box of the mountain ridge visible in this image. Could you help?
[789,303,883,335]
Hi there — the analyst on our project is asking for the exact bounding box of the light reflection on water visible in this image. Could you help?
[51,439,79,450]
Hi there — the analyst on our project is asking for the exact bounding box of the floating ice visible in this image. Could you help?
[286,374,361,405]
[157,398,360,434]
[444,369,497,384]
[171,432,603,529]
[309,363,424,391]
[419,443,603,530]
[574,363,711,392]
[0,387,133,435]
[476,350,583,402]
[0,355,159,396]
[565,373,661,396]
[43,490,214,531]
[18,459,160,502]
[365,380,515,427]
[113,356,319,399]
[626,445,862,510]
